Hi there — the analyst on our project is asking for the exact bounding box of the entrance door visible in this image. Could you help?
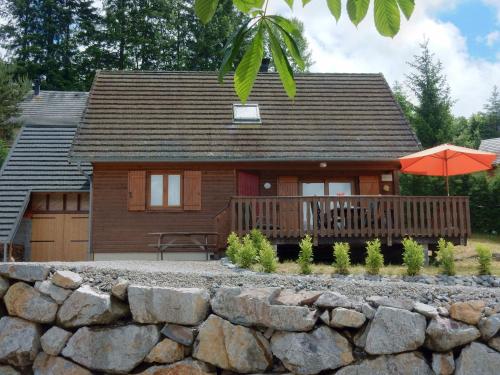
[31,213,88,261]
[278,176,299,235]
[238,172,260,196]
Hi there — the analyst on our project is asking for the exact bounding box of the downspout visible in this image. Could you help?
[76,162,93,261]
[3,243,7,262]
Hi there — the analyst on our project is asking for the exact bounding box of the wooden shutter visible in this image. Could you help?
[277,176,299,196]
[278,176,299,233]
[128,171,146,211]
[359,176,380,195]
[183,171,202,211]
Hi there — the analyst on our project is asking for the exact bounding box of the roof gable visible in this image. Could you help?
[70,71,420,162]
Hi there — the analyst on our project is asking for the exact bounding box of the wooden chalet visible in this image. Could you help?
[66,71,471,261]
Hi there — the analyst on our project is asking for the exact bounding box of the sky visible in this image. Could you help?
[268,0,500,117]
[1,1,498,117]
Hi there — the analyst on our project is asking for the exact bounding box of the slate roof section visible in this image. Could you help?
[479,137,500,165]
[18,91,89,126]
[70,71,420,162]
[0,126,91,243]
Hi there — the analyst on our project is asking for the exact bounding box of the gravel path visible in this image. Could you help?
[43,260,500,307]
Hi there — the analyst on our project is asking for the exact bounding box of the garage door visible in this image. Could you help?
[31,213,88,261]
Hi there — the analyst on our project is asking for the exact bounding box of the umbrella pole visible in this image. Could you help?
[446,175,450,196]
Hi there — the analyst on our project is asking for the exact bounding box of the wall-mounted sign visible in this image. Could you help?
[381,174,393,182]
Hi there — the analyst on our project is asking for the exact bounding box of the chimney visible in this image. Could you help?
[33,75,46,95]
[33,78,41,96]
[259,58,270,73]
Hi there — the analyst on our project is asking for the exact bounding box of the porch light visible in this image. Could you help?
[319,162,327,168]
[263,182,272,190]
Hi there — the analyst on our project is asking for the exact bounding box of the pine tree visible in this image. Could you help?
[483,86,500,139]
[0,61,30,165]
[0,0,100,90]
[392,81,414,122]
[406,41,454,148]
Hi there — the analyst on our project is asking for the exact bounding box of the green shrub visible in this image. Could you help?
[402,237,425,276]
[258,238,278,273]
[250,229,265,256]
[365,238,384,275]
[436,238,456,276]
[333,242,350,275]
[476,245,492,275]
[297,235,313,274]
[225,232,241,263]
[235,234,257,269]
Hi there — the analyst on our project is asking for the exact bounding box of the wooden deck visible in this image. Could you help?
[220,196,471,245]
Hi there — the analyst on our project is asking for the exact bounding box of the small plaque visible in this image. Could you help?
[381,174,393,182]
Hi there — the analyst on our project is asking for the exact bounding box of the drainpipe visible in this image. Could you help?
[76,162,93,261]
[3,243,7,262]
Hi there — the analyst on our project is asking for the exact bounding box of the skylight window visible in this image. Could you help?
[233,104,261,123]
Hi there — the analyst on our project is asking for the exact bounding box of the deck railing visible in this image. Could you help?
[227,196,471,244]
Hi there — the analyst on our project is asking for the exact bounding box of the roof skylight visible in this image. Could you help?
[233,104,261,123]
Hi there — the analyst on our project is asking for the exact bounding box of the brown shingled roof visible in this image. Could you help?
[70,71,420,162]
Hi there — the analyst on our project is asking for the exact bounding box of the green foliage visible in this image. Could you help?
[327,0,342,21]
[484,86,500,138]
[0,139,8,168]
[347,0,370,26]
[297,234,314,274]
[0,61,30,142]
[476,245,492,276]
[436,238,456,276]
[195,0,219,24]
[226,232,241,263]
[249,229,266,255]
[235,234,258,268]
[258,238,278,273]
[1,0,249,90]
[402,237,424,276]
[195,0,413,101]
[406,41,453,148]
[333,242,351,275]
[365,239,384,275]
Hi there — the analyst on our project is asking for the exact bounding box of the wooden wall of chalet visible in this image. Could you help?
[91,162,400,254]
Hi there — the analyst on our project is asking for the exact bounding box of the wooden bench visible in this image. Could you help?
[147,232,219,260]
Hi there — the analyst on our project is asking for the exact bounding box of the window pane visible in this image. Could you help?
[302,182,325,196]
[150,175,163,206]
[168,175,181,206]
[233,104,260,122]
[328,182,352,196]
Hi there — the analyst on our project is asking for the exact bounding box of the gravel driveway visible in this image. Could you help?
[43,260,500,307]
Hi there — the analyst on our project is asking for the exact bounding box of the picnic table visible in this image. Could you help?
[147,231,219,260]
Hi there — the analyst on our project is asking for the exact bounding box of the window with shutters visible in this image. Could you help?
[147,171,183,210]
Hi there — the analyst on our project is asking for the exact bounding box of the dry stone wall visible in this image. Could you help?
[0,263,499,374]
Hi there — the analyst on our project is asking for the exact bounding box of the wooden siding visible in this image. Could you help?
[92,164,236,253]
[92,161,401,253]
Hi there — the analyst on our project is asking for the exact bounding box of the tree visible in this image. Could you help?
[392,81,414,122]
[0,0,100,90]
[0,61,30,166]
[406,41,453,148]
[483,86,500,139]
[195,0,416,102]
[99,0,250,72]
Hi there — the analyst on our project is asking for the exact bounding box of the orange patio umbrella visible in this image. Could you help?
[399,144,497,196]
